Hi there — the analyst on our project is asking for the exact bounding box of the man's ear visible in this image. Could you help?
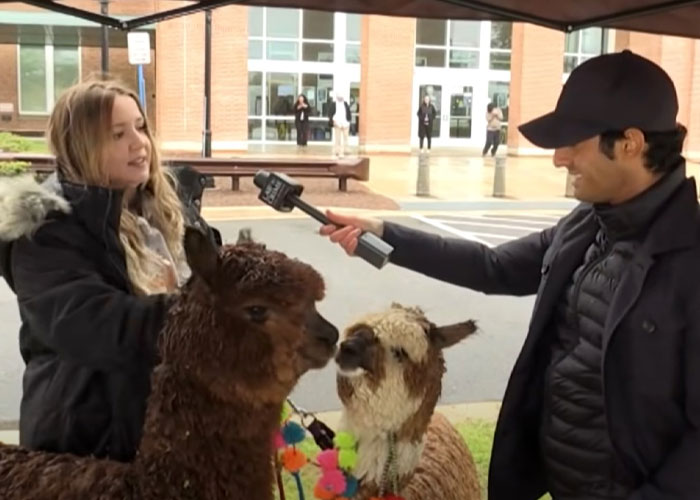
[184,226,219,288]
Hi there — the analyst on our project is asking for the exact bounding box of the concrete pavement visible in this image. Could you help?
[201,145,700,218]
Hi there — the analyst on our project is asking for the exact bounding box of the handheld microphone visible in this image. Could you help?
[253,170,394,269]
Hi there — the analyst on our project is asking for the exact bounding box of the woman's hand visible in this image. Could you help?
[319,210,384,256]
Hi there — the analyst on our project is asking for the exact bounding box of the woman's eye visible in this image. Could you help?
[113,132,124,140]
[244,305,268,322]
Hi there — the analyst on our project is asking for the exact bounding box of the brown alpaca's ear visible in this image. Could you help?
[429,320,477,350]
[184,226,219,288]
[237,227,253,244]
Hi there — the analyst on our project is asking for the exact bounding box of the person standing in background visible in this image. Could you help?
[294,94,310,148]
[417,95,437,153]
[328,91,351,158]
[483,102,504,157]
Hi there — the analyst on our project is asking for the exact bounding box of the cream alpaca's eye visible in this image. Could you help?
[391,347,408,362]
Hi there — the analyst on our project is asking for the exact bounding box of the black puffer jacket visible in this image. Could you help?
[542,168,685,499]
[543,232,637,499]
[0,166,219,461]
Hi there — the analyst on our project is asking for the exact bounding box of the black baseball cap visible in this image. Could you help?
[518,50,678,149]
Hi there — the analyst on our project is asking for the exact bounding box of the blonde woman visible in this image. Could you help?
[0,80,219,461]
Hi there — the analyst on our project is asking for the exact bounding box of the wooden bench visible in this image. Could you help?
[0,153,370,192]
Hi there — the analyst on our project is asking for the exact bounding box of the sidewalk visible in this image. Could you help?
[199,145,700,219]
[0,401,501,447]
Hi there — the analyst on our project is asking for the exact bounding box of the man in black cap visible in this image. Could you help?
[320,50,700,499]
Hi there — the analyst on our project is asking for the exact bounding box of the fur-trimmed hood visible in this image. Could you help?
[0,174,71,242]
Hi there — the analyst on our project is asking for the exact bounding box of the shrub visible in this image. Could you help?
[0,161,30,176]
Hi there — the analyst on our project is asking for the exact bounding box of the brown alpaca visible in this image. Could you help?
[335,304,481,500]
[0,228,339,500]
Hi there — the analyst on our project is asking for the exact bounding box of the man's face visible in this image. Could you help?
[553,135,636,204]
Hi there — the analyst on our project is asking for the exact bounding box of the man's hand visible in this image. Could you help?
[319,210,384,256]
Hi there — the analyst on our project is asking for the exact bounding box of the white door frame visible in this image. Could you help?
[413,68,491,148]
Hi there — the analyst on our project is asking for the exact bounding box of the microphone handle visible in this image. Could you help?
[290,196,330,225]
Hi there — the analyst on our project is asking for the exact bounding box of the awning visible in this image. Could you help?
[0,10,155,47]
[7,0,700,39]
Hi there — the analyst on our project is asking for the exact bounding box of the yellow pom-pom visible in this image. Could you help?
[280,401,292,423]
[338,449,358,470]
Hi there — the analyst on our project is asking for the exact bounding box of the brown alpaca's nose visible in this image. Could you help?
[309,312,339,346]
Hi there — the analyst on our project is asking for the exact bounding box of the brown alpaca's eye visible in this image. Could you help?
[244,305,268,323]
[391,347,408,362]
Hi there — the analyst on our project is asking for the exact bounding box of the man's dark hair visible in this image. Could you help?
[598,124,687,174]
[487,103,495,113]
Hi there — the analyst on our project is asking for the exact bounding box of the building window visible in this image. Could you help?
[489,22,512,70]
[345,13,361,63]
[416,20,510,70]
[19,44,79,114]
[248,7,335,62]
[416,19,481,68]
[247,70,334,142]
[564,27,606,73]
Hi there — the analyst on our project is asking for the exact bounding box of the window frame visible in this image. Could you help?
[17,41,82,116]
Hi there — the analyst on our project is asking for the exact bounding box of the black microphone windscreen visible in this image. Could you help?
[253,170,269,189]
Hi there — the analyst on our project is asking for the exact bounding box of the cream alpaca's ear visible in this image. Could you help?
[429,320,477,350]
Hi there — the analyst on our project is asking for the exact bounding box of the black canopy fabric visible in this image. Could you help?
[9,0,700,39]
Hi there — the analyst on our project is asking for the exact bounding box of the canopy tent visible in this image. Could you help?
[6,0,700,39]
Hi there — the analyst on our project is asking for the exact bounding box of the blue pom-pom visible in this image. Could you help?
[282,421,306,445]
[343,475,359,497]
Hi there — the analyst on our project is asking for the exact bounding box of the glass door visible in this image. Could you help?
[447,86,473,140]
[415,79,476,146]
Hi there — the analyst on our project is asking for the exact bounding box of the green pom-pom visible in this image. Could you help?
[334,431,356,449]
[338,449,358,470]
[280,402,292,423]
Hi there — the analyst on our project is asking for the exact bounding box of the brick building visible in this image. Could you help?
[2,1,700,158]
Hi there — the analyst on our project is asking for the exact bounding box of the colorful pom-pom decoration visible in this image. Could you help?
[333,431,356,449]
[282,447,307,473]
[313,482,336,500]
[281,401,292,423]
[273,430,286,449]
[338,448,358,470]
[319,469,346,495]
[282,421,306,445]
[342,476,359,497]
[317,449,339,470]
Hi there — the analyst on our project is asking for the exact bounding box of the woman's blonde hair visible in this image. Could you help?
[47,79,184,295]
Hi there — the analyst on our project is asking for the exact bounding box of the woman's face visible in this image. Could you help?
[101,95,152,190]
[298,95,304,103]
[423,96,430,105]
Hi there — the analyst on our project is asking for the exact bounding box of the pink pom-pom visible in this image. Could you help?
[273,430,286,449]
[319,469,346,495]
[317,449,339,470]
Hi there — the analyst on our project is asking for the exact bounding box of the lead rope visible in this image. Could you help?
[379,432,399,497]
